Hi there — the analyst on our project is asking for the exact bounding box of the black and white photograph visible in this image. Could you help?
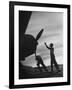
[19,11,63,79]
[9,1,70,89]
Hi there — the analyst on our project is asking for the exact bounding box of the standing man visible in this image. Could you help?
[44,42,60,72]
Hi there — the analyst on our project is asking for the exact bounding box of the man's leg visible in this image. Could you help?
[53,59,60,71]
[51,59,53,72]
[37,62,42,72]
[41,61,48,72]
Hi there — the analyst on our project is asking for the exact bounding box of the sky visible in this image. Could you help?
[21,11,63,67]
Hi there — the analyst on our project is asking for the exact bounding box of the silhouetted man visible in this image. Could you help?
[35,54,48,72]
[44,42,60,72]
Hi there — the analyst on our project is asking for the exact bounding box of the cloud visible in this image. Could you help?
[21,11,63,67]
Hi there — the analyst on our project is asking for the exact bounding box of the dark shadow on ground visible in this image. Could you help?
[19,64,63,79]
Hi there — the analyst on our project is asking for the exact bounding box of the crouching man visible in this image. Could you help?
[35,55,48,72]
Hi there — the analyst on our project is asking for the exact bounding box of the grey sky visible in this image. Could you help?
[21,11,63,67]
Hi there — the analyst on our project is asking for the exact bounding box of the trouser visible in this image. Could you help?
[51,58,59,71]
[37,61,48,72]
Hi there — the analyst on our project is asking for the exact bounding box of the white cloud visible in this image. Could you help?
[22,11,63,67]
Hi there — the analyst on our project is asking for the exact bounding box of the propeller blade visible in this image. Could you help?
[36,29,44,41]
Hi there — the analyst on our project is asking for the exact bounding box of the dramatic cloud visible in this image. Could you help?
[22,11,63,67]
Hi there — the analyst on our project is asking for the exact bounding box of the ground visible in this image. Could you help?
[19,64,63,79]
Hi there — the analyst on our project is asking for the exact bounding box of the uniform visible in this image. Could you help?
[45,43,60,72]
[35,55,48,72]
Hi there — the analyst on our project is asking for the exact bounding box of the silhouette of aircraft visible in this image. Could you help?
[19,29,44,61]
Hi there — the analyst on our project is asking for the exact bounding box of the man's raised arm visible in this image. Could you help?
[44,42,51,49]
